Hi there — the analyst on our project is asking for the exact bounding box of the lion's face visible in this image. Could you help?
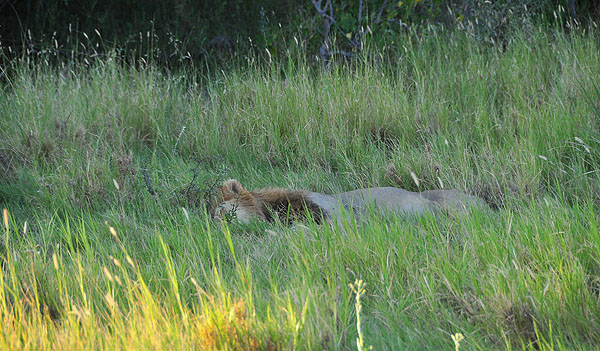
[212,179,266,223]
[213,199,258,223]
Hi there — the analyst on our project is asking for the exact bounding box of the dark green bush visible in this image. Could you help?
[0,0,597,68]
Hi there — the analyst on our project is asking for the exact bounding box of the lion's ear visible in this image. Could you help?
[222,179,245,197]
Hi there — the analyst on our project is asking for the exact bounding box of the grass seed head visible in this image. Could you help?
[104,293,116,308]
[103,266,114,282]
[52,253,59,270]
[3,209,8,229]
[410,171,420,187]
[452,333,465,351]
[126,255,135,268]
[110,256,122,268]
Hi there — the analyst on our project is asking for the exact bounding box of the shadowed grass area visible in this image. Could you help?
[1,27,600,350]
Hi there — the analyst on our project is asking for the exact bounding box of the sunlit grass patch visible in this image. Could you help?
[193,295,264,350]
[1,26,600,350]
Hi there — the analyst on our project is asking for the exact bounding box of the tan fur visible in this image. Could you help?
[211,179,325,224]
[212,179,487,224]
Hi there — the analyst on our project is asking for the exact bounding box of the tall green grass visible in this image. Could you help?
[1,27,600,350]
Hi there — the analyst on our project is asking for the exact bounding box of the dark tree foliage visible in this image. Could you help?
[0,0,300,63]
[0,0,598,66]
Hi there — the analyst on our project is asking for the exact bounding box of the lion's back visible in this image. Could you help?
[336,187,432,216]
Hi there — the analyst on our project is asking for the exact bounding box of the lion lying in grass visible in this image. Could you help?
[211,179,488,224]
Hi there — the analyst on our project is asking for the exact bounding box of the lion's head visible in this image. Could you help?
[211,179,266,223]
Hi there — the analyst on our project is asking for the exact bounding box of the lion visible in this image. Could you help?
[211,179,488,224]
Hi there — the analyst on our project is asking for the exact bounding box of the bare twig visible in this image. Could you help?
[312,0,334,61]
[312,0,335,35]
[354,0,364,51]
[312,0,368,61]
[375,0,388,23]
[173,126,186,153]
[141,168,156,196]
[184,158,203,196]
[331,50,353,58]
[357,0,364,33]
[183,155,228,210]
[568,0,577,21]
